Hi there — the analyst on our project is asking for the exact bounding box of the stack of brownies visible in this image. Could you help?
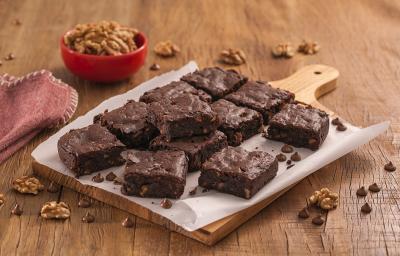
[58,67,330,200]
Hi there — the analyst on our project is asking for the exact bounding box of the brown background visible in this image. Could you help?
[1,0,399,255]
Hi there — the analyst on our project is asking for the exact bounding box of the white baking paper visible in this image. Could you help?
[32,61,389,232]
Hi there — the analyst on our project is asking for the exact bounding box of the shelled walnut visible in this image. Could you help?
[271,43,295,58]
[298,40,320,55]
[220,48,246,65]
[309,188,338,210]
[64,21,139,56]
[12,176,44,195]
[153,40,180,57]
[40,201,71,219]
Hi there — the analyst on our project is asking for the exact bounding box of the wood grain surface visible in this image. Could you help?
[0,0,399,255]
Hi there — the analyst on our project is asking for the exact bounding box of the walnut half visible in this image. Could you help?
[271,43,295,58]
[40,201,71,219]
[12,176,44,195]
[153,40,180,57]
[309,187,338,210]
[220,48,246,65]
[298,40,320,55]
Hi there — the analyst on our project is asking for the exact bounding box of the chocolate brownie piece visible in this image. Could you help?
[147,94,220,141]
[150,130,228,171]
[264,103,329,150]
[121,150,188,199]
[225,81,294,123]
[211,99,263,146]
[199,146,278,199]
[181,67,247,100]
[94,100,158,148]
[139,80,212,103]
[57,123,126,177]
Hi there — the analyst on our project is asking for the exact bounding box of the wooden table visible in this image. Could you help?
[1,0,399,255]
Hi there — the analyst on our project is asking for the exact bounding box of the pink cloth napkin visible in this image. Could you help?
[0,70,78,163]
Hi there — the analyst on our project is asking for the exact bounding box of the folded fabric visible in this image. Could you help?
[0,70,78,164]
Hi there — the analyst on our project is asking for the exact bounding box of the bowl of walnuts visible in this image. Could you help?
[61,21,147,82]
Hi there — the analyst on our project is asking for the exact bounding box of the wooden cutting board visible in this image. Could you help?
[32,64,339,246]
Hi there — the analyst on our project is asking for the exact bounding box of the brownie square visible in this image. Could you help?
[264,103,330,150]
[181,67,247,100]
[150,130,228,171]
[121,150,188,199]
[211,99,263,146]
[57,123,126,177]
[225,81,294,123]
[94,100,158,148]
[199,146,278,199]
[139,80,212,103]
[147,94,220,141]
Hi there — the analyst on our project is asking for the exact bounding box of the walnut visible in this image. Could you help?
[12,176,44,195]
[309,188,338,210]
[271,43,295,58]
[298,40,320,55]
[220,48,246,65]
[0,194,4,206]
[64,21,139,56]
[153,40,180,57]
[40,201,71,219]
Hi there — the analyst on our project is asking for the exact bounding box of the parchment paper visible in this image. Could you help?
[31,61,389,232]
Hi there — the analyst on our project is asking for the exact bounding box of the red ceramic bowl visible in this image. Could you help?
[60,32,147,82]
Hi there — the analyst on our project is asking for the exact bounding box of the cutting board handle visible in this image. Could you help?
[269,64,339,115]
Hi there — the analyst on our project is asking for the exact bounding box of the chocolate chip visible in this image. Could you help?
[361,202,372,213]
[14,19,22,26]
[160,198,172,209]
[122,217,134,228]
[331,117,341,125]
[82,212,95,223]
[105,172,117,181]
[78,198,92,208]
[384,161,396,172]
[281,144,293,153]
[202,188,209,193]
[92,173,104,183]
[356,186,368,197]
[286,160,292,165]
[47,182,60,193]
[287,164,295,169]
[368,183,380,193]
[311,215,324,225]
[11,203,23,216]
[336,124,347,131]
[298,207,309,218]
[276,153,286,162]
[4,53,15,61]
[290,152,301,162]
[189,186,197,196]
[150,63,160,71]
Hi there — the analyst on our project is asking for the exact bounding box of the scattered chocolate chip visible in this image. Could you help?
[160,198,172,209]
[122,217,134,228]
[368,183,380,193]
[336,124,347,131]
[150,63,160,71]
[361,202,372,213]
[331,117,341,126]
[4,53,15,61]
[82,212,95,223]
[11,203,23,216]
[286,160,292,165]
[298,207,309,218]
[105,172,117,181]
[384,161,396,172]
[92,173,104,183]
[14,19,22,26]
[255,147,259,150]
[276,153,286,162]
[281,144,293,153]
[356,186,368,197]
[78,198,92,208]
[287,164,295,169]
[189,187,197,196]
[202,188,209,193]
[311,215,325,225]
[290,152,301,162]
[47,182,60,193]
